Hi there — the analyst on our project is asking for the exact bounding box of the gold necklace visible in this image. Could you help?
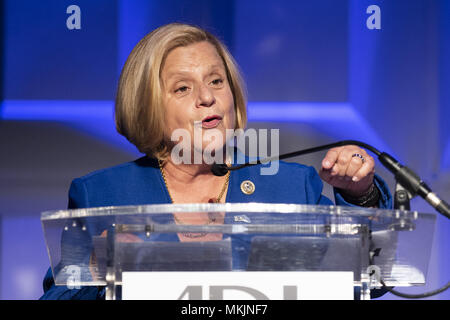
[158,160,230,203]
[159,160,230,238]
[172,214,212,238]
[172,213,218,225]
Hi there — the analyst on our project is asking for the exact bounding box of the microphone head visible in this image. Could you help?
[211,163,229,176]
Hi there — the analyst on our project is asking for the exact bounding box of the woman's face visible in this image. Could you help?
[161,41,236,161]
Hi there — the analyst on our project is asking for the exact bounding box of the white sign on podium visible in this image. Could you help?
[122,271,354,300]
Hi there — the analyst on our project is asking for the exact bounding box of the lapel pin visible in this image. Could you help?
[240,180,255,195]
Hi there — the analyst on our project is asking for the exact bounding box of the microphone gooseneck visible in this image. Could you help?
[211,140,450,218]
[211,140,380,176]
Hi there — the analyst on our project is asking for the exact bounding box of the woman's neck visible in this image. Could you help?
[162,157,214,183]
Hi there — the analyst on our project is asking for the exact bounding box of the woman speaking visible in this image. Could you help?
[40,23,391,300]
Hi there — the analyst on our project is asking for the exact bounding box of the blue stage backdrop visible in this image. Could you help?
[0,0,448,300]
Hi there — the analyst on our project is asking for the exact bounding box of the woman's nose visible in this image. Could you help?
[196,84,216,108]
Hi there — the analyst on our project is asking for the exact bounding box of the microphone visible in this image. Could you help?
[211,140,450,218]
[211,163,229,176]
[378,152,450,218]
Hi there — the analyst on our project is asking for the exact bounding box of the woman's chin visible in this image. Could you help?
[191,144,227,163]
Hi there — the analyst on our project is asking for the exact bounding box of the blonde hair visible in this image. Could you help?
[115,23,247,159]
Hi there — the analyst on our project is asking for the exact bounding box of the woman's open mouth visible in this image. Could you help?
[201,115,222,129]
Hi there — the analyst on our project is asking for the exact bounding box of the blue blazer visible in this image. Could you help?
[40,156,392,300]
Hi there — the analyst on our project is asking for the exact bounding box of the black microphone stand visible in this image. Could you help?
[394,183,411,211]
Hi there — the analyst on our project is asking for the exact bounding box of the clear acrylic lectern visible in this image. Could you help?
[41,203,436,300]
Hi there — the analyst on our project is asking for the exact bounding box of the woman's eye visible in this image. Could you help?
[175,86,189,93]
[211,78,223,86]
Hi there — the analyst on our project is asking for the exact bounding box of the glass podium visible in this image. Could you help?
[41,203,436,300]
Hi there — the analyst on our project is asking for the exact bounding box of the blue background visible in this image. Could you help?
[0,0,449,299]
